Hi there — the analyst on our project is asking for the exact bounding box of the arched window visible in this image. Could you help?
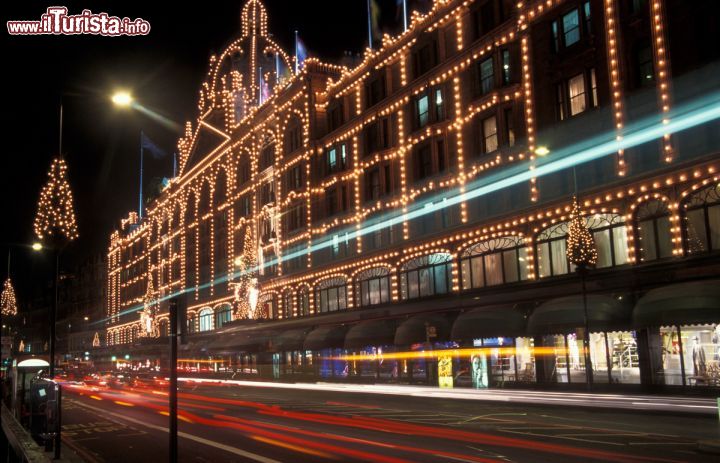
[536,214,628,277]
[355,267,390,307]
[460,236,529,290]
[198,307,214,332]
[635,200,672,262]
[214,303,232,329]
[282,289,293,318]
[297,286,310,316]
[257,293,276,319]
[315,277,348,313]
[683,184,720,254]
[399,253,452,300]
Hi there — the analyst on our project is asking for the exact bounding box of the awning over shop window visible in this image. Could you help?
[394,314,451,346]
[206,329,276,354]
[633,280,720,327]
[303,325,348,351]
[271,328,308,352]
[344,319,397,350]
[451,305,526,340]
[528,295,630,334]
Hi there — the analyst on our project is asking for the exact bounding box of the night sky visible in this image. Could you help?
[2,1,412,306]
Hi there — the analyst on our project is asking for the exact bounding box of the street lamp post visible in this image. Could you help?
[566,196,598,390]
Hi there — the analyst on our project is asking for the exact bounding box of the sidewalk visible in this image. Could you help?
[179,377,720,417]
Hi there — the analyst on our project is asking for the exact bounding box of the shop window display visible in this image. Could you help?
[649,324,720,387]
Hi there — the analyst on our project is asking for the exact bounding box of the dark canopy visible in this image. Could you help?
[451,305,527,340]
[271,328,308,352]
[344,319,396,350]
[528,295,630,334]
[394,314,451,346]
[304,325,348,350]
[633,280,720,327]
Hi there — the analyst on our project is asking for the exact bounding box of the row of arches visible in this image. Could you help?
[262,183,719,320]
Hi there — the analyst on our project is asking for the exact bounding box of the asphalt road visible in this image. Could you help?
[59,381,719,463]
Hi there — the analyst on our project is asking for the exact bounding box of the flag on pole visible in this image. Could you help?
[295,31,308,73]
[140,132,167,159]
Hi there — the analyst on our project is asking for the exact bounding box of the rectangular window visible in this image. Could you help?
[504,108,515,147]
[366,168,381,201]
[326,188,337,217]
[416,94,429,128]
[415,144,432,181]
[327,147,337,172]
[437,139,446,173]
[383,165,392,194]
[583,1,591,34]
[340,144,347,169]
[502,49,511,85]
[434,88,444,122]
[415,41,437,76]
[562,10,580,47]
[482,116,498,153]
[637,46,654,87]
[590,68,598,107]
[568,73,586,116]
[479,58,494,95]
[556,83,566,121]
[552,20,560,52]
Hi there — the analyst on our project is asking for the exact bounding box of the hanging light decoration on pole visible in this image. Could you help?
[1,278,18,316]
[566,195,597,389]
[33,156,78,378]
[34,158,79,242]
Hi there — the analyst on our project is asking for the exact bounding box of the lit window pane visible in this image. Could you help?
[568,73,586,116]
[612,225,629,265]
[594,229,612,268]
[551,240,568,275]
[656,216,673,258]
[483,116,498,153]
[484,253,503,286]
[461,259,472,290]
[480,58,494,94]
[471,256,484,288]
[502,250,519,283]
[686,208,708,253]
[417,95,429,127]
[638,219,657,261]
[536,242,551,278]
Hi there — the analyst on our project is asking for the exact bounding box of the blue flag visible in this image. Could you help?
[295,32,308,73]
[141,132,166,159]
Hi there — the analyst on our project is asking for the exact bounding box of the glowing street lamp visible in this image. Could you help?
[111,91,134,107]
[535,146,550,157]
[32,242,43,251]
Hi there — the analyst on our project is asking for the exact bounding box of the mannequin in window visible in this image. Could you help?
[692,336,706,376]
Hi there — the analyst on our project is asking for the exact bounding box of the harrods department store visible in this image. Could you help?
[103,0,720,389]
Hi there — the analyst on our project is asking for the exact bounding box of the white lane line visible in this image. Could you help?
[70,398,282,463]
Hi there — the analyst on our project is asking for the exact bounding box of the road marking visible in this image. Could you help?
[70,398,283,463]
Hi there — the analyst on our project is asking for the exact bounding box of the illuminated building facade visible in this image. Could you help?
[105,0,720,389]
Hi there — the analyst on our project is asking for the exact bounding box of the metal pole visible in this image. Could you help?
[169,300,178,463]
[59,104,63,157]
[50,248,59,377]
[580,265,592,390]
[54,382,62,460]
[139,131,144,220]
